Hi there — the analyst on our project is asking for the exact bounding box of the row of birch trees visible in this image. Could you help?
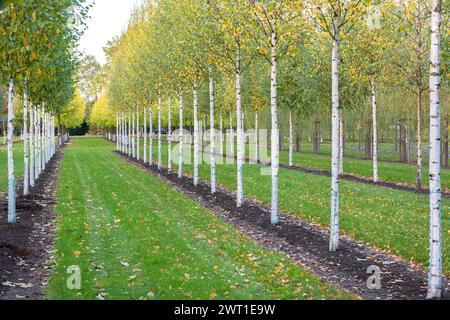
[0,0,90,223]
[100,0,445,298]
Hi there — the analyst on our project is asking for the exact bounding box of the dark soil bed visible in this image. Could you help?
[119,151,449,300]
[0,147,64,300]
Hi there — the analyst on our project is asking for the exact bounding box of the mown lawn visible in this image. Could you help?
[145,140,449,274]
[46,137,351,300]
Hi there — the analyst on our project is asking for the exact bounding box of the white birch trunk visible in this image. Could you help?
[128,113,131,157]
[329,33,340,252]
[144,107,147,163]
[371,80,379,182]
[220,113,224,157]
[116,113,119,151]
[193,80,199,185]
[137,108,140,161]
[270,31,279,224]
[7,77,16,223]
[289,110,293,167]
[209,69,216,194]
[236,59,244,207]
[427,0,442,299]
[132,111,136,159]
[168,95,172,172]
[255,111,259,163]
[158,87,162,170]
[34,106,38,180]
[23,78,29,195]
[149,105,153,165]
[178,93,183,178]
[29,105,35,188]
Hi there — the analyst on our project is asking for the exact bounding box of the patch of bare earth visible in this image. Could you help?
[0,148,65,300]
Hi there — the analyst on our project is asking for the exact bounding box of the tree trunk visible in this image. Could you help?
[178,93,183,178]
[23,78,29,195]
[236,52,244,207]
[254,111,258,162]
[149,106,153,165]
[313,121,321,154]
[158,86,162,170]
[137,108,140,161]
[270,31,279,225]
[399,120,407,162]
[371,80,379,182]
[132,111,135,159]
[143,108,147,163]
[329,33,340,252]
[427,0,442,299]
[168,95,172,171]
[209,69,216,194]
[7,77,16,223]
[289,110,293,166]
[365,122,372,160]
[193,80,199,185]
[416,90,423,189]
[29,105,35,188]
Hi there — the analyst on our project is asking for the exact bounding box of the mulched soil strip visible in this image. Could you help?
[0,144,66,300]
[118,150,449,300]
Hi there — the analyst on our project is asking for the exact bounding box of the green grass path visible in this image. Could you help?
[46,137,351,300]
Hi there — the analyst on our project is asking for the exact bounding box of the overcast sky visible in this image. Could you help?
[78,0,142,65]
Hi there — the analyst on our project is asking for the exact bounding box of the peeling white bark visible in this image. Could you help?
[179,93,183,178]
[270,31,279,224]
[168,95,172,172]
[289,110,293,167]
[329,33,340,252]
[427,0,442,299]
[209,69,216,194]
[7,77,16,223]
[193,80,199,185]
[371,80,378,182]
[23,78,29,195]
[29,105,35,188]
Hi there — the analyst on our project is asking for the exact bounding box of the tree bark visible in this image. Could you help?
[23,78,29,195]
[168,95,172,171]
[178,93,183,178]
[193,80,199,185]
[289,110,293,166]
[371,80,379,182]
[236,51,244,207]
[143,108,147,164]
[313,121,320,154]
[399,120,407,162]
[209,69,216,194]
[427,0,442,299]
[7,77,16,223]
[158,86,162,170]
[29,105,35,188]
[329,31,340,252]
[149,106,153,165]
[270,31,279,224]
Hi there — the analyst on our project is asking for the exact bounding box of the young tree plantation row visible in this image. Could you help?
[0,0,447,300]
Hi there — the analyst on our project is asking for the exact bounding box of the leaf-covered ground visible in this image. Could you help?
[146,140,449,274]
[46,138,351,300]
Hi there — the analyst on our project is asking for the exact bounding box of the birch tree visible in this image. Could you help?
[427,0,442,299]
